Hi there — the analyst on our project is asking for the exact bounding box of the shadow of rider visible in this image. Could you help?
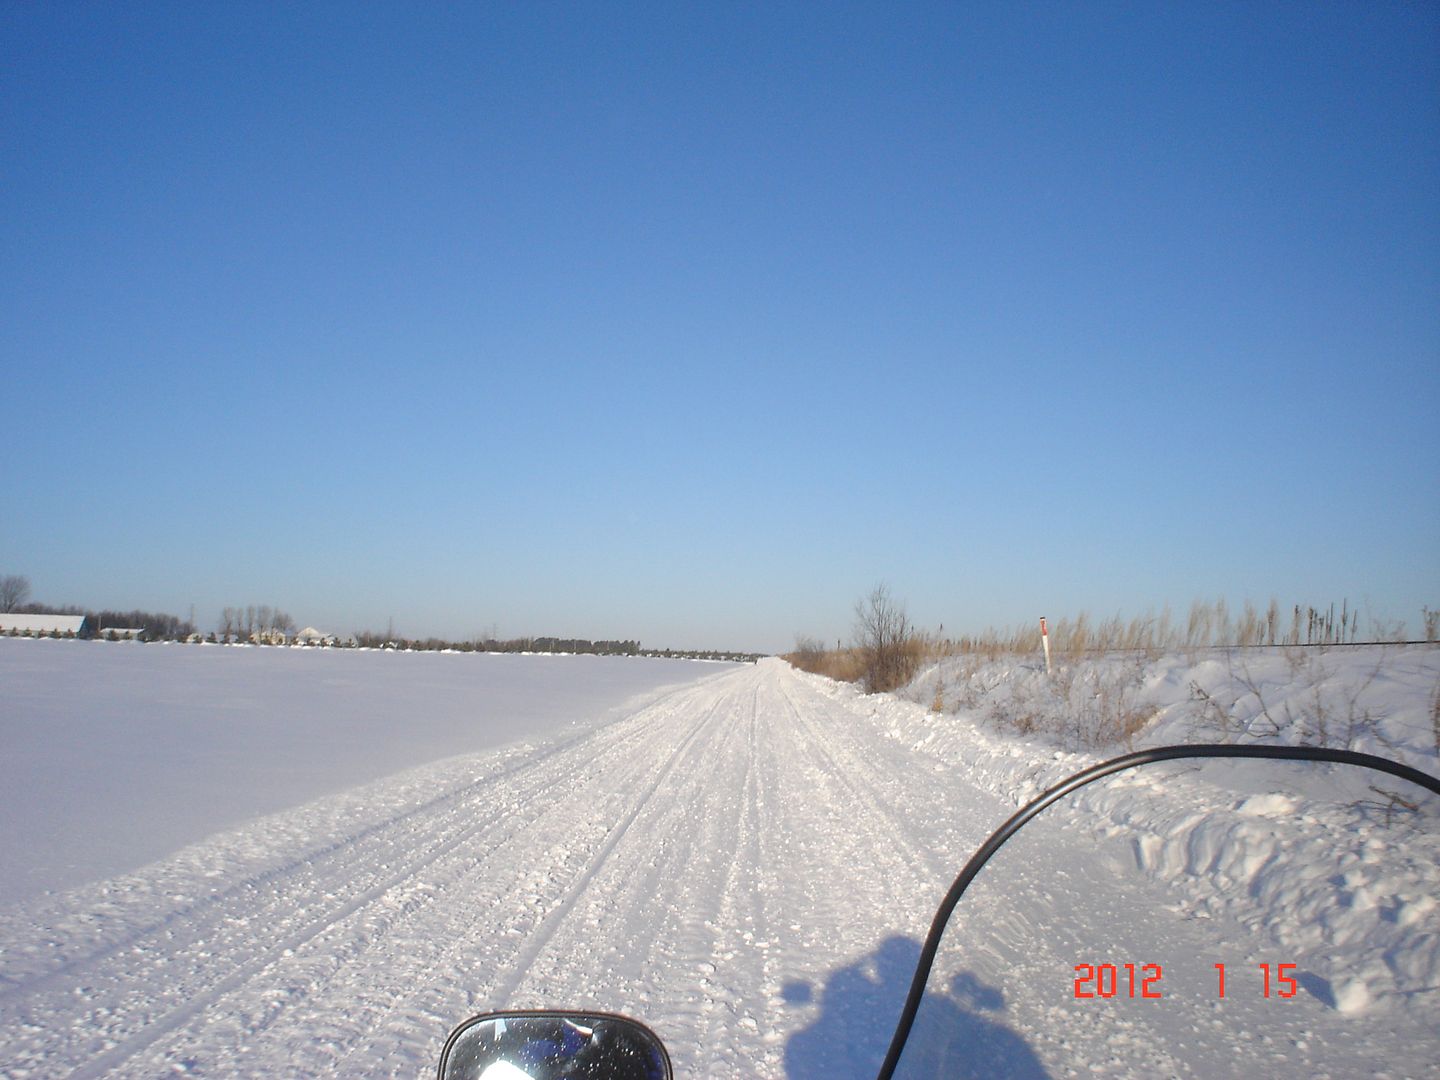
[784,936,1049,1080]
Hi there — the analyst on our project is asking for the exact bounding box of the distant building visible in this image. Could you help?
[97,626,144,641]
[294,627,336,646]
[1,612,86,636]
[249,628,289,646]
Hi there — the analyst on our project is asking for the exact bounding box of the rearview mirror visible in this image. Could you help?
[439,1010,672,1080]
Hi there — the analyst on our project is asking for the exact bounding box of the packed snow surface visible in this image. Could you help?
[1,643,1437,1078]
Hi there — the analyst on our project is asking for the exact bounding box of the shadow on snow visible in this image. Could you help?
[783,935,1049,1079]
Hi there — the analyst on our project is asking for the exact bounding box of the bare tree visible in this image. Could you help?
[0,574,31,611]
[853,583,920,693]
[217,603,296,642]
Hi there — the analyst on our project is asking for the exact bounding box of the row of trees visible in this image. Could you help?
[346,633,759,661]
[0,607,199,640]
[2,625,153,641]
[3,575,199,640]
[349,632,641,654]
[218,606,296,640]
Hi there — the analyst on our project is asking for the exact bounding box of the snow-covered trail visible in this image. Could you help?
[2,657,1436,1078]
[0,659,997,1078]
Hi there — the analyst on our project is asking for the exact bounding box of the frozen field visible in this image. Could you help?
[0,642,1437,1078]
[0,641,731,903]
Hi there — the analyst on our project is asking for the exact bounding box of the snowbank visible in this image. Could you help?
[792,645,1440,1019]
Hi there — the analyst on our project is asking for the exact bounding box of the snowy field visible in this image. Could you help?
[0,641,731,903]
[1,641,1437,1078]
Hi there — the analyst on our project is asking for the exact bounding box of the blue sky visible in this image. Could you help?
[3,2,1437,653]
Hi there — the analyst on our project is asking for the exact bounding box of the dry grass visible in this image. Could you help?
[937,599,1397,659]
[783,637,931,688]
[784,638,868,683]
[784,598,1434,757]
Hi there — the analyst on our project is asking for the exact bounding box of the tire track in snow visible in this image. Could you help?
[236,674,750,1076]
[688,680,782,1076]
[0,728,600,997]
[441,666,782,1076]
[16,758,577,1079]
[485,685,728,1005]
[776,677,951,885]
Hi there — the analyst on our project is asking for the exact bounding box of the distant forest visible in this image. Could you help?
[1,575,761,661]
[353,631,643,654]
[350,632,760,663]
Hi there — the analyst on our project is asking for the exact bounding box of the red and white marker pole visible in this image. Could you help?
[1040,616,1052,675]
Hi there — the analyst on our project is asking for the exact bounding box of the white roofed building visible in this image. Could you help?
[97,627,144,641]
[1,613,86,636]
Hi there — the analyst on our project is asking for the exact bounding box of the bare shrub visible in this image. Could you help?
[853,584,921,694]
[1431,678,1440,753]
[1091,659,1160,749]
[1355,785,1425,828]
[1186,650,1391,751]
[1188,681,1239,742]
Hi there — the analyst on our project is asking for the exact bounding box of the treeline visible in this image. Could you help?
[347,633,759,661]
[3,573,763,660]
[3,574,198,639]
[218,606,295,640]
[3,601,196,641]
[640,646,762,663]
[94,608,196,639]
[346,631,761,662]
[351,632,643,655]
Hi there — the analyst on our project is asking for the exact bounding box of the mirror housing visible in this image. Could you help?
[439,1010,672,1080]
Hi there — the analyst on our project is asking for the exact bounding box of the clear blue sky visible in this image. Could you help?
[4,2,1437,653]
